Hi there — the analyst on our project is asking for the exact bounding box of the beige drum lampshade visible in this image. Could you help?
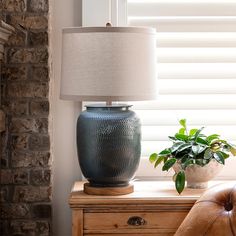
[60,26,157,101]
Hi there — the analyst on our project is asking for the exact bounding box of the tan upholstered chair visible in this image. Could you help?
[175,182,236,236]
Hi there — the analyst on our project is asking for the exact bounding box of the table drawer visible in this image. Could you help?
[84,211,187,234]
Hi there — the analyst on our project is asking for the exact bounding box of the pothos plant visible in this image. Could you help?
[149,119,236,194]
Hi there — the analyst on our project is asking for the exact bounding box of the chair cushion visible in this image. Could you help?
[175,182,236,236]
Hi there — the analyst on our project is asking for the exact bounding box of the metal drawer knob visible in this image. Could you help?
[127,216,146,226]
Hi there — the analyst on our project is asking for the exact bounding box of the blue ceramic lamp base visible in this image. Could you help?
[77,104,141,191]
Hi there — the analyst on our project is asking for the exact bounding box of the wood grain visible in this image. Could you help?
[85,234,173,236]
[84,211,187,232]
[72,210,83,236]
[84,183,134,195]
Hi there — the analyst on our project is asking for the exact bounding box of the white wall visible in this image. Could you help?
[51,0,82,235]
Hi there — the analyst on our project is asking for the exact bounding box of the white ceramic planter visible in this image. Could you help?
[173,159,223,189]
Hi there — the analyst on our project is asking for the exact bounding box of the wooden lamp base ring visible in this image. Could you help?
[83,183,134,195]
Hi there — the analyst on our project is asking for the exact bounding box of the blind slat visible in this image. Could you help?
[128,1,236,17]
[157,48,236,63]
[158,63,236,79]
[158,79,236,94]
[136,110,236,126]
[129,17,236,32]
[155,33,236,47]
[131,95,236,110]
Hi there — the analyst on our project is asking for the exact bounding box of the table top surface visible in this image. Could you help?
[69,180,234,207]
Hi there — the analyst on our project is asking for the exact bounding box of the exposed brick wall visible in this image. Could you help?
[1,0,51,235]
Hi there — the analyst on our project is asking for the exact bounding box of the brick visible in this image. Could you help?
[8,15,48,30]
[8,47,48,63]
[28,31,48,47]
[6,31,26,46]
[2,101,28,116]
[10,220,50,235]
[29,65,48,81]
[0,169,29,185]
[7,82,48,98]
[10,118,48,133]
[30,101,49,116]
[12,169,29,185]
[10,220,36,236]
[28,0,49,12]
[1,204,30,219]
[31,204,51,218]
[11,134,29,150]
[1,169,13,184]
[0,186,9,202]
[28,134,50,151]
[2,0,26,12]
[2,65,27,81]
[13,186,51,202]
[30,170,50,186]
[11,151,51,168]
[36,221,50,235]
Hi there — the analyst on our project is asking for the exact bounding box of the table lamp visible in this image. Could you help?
[60,25,157,195]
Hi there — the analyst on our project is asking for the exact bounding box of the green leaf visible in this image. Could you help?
[192,145,200,155]
[149,153,158,163]
[154,156,165,168]
[175,133,188,141]
[189,129,198,136]
[193,127,204,140]
[163,156,168,163]
[177,143,192,153]
[206,134,220,143]
[168,136,177,141]
[204,148,213,160]
[230,146,236,156]
[162,158,177,171]
[159,149,171,156]
[175,171,185,194]
[182,159,194,169]
[213,151,225,165]
[217,151,229,159]
[180,154,189,164]
[196,137,209,146]
[196,159,210,166]
[179,128,185,135]
[172,172,177,182]
[179,119,186,128]
[170,142,185,153]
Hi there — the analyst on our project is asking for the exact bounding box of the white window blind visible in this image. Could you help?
[127,0,236,178]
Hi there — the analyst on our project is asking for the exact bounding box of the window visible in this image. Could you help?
[83,0,236,179]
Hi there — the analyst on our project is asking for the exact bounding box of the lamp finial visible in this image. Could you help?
[106,22,112,27]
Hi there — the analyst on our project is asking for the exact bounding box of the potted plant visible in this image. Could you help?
[149,119,236,194]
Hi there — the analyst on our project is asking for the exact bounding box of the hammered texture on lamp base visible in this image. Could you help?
[77,105,141,187]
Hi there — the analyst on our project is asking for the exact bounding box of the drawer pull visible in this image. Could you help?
[127,216,146,226]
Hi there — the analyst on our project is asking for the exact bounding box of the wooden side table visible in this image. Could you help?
[69,181,223,236]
